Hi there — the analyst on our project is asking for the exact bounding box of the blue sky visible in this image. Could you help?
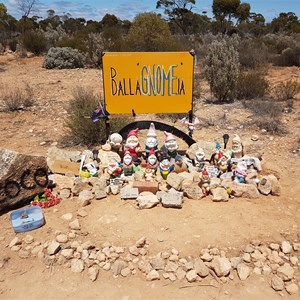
[2,0,300,22]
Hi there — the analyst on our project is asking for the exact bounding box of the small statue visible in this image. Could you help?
[145,123,159,157]
[231,134,243,159]
[217,152,229,174]
[108,133,123,152]
[122,150,140,176]
[147,148,159,172]
[125,128,141,164]
[144,165,156,181]
[210,141,223,165]
[233,160,247,183]
[194,148,206,172]
[79,166,90,178]
[200,168,211,197]
[106,158,122,179]
[159,152,174,180]
[164,131,178,160]
[174,154,188,174]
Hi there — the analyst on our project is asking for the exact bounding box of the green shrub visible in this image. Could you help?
[273,79,300,100]
[204,39,240,102]
[8,38,17,52]
[63,87,132,146]
[21,30,47,55]
[236,71,269,99]
[274,46,300,67]
[43,47,84,69]
[57,33,87,53]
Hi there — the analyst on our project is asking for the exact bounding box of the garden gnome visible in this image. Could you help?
[147,148,159,172]
[145,123,159,157]
[194,147,206,172]
[125,128,141,164]
[217,152,229,174]
[210,141,223,165]
[108,133,123,152]
[200,168,211,197]
[122,150,140,176]
[174,154,188,173]
[231,134,243,158]
[233,160,247,183]
[159,152,174,180]
[144,165,156,181]
[164,131,178,160]
[106,158,122,179]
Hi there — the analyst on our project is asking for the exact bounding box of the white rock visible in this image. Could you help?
[211,257,231,277]
[285,283,299,295]
[69,219,81,230]
[61,213,73,221]
[137,192,159,209]
[201,252,213,262]
[276,263,294,281]
[271,275,284,291]
[165,261,178,272]
[47,240,61,255]
[61,249,74,259]
[56,234,68,243]
[194,259,209,277]
[71,258,84,273]
[112,260,126,276]
[88,267,99,281]
[237,263,250,281]
[9,237,21,248]
[186,270,197,282]
[24,235,34,244]
[281,241,292,254]
[121,267,131,277]
[147,269,160,281]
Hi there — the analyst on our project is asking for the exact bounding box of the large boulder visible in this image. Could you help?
[0,148,48,212]
[221,180,260,199]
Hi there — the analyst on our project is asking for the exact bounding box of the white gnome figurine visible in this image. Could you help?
[108,133,123,152]
[231,134,243,159]
[145,123,159,157]
[164,131,178,160]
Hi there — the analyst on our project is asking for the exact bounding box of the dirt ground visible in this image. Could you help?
[0,54,300,300]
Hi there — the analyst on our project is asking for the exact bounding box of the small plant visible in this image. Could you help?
[0,84,35,111]
[236,71,269,99]
[31,188,61,208]
[273,80,300,100]
[274,46,300,67]
[21,30,48,55]
[43,47,85,69]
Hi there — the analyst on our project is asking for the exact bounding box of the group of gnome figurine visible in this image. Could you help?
[80,122,262,198]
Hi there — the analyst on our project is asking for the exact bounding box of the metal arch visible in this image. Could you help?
[118,120,196,147]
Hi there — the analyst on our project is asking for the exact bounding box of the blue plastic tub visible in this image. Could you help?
[10,206,45,233]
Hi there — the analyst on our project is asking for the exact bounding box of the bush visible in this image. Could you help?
[0,84,34,111]
[274,46,300,67]
[273,80,300,100]
[43,47,85,69]
[21,30,47,55]
[63,87,132,145]
[236,71,269,99]
[204,39,240,102]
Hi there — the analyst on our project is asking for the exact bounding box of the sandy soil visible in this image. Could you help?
[0,54,300,300]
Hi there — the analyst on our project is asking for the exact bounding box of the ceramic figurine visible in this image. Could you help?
[233,160,247,183]
[147,148,159,172]
[79,166,90,178]
[231,134,243,159]
[173,154,189,174]
[106,158,122,179]
[217,152,229,174]
[210,141,223,165]
[108,133,123,152]
[164,131,178,160]
[145,123,159,157]
[194,147,206,172]
[200,168,211,197]
[144,165,156,181]
[122,150,140,176]
[124,128,141,164]
[159,153,174,180]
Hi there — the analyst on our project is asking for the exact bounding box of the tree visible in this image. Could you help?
[156,0,196,34]
[271,12,300,33]
[126,12,179,51]
[17,0,38,17]
[236,2,250,24]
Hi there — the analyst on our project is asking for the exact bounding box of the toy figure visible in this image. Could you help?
[164,131,178,160]
[125,128,141,164]
[106,158,122,179]
[145,123,159,157]
[173,154,188,174]
[217,152,229,174]
[210,141,223,165]
[147,148,159,172]
[122,150,140,176]
[233,161,247,183]
[194,148,206,172]
[159,153,174,180]
[200,169,211,197]
[79,166,90,178]
[84,161,98,177]
[231,134,243,159]
[144,165,156,181]
[108,133,123,152]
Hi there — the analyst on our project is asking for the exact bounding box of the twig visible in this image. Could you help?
[179,284,218,289]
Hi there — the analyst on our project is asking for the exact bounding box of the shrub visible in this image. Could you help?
[236,71,269,99]
[204,39,240,102]
[63,87,132,146]
[21,30,47,55]
[8,38,17,52]
[57,33,87,53]
[274,46,300,67]
[0,84,34,111]
[85,33,104,67]
[273,80,300,100]
[43,47,85,69]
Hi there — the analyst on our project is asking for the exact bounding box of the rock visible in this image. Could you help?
[47,240,61,255]
[269,243,280,251]
[9,237,22,248]
[47,146,80,171]
[137,192,159,209]
[210,177,221,189]
[147,270,160,281]
[221,180,259,199]
[23,235,34,244]
[168,273,177,281]
[78,190,94,202]
[61,249,74,259]
[103,262,111,271]
[110,184,120,195]
[77,208,88,217]
[165,261,178,272]
[268,174,281,196]
[120,187,139,199]
[112,260,126,276]
[201,252,213,262]
[183,183,203,200]
[54,174,75,190]
[121,267,131,277]
[150,258,165,270]
[290,256,299,265]
[0,148,48,211]
[257,176,271,195]
[19,249,30,259]
[276,263,294,281]
[293,243,300,251]
[285,283,299,295]
[194,259,209,277]
[129,246,139,256]
[211,257,232,277]
[95,190,107,200]
[176,268,187,280]
[71,258,85,273]
[138,260,152,274]
[88,267,99,281]
[242,253,251,263]
[72,181,91,195]
[96,252,106,262]
[243,139,264,159]
[61,213,73,221]
[59,188,71,199]
[56,234,68,243]
[186,270,197,282]
[243,245,255,253]
[93,177,107,191]
[251,135,259,141]
[281,241,292,254]
[271,275,284,291]
[166,173,184,191]
[161,189,183,209]
[237,263,250,281]
[230,257,243,269]
[97,149,121,168]
[136,237,146,248]
[211,187,229,202]
[69,219,81,230]
[11,245,21,252]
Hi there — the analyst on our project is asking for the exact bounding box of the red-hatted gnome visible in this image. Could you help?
[200,168,211,197]
[124,128,141,165]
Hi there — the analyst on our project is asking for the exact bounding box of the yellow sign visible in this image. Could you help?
[102,52,194,114]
